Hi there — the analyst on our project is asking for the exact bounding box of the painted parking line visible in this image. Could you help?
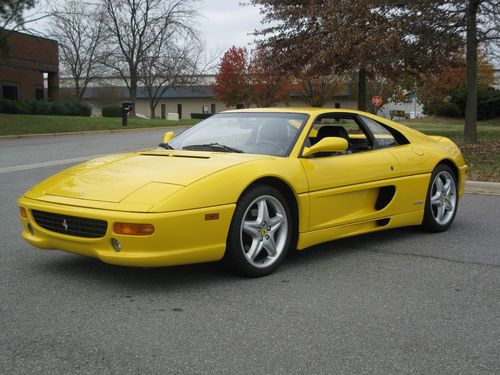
[0,154,106,174]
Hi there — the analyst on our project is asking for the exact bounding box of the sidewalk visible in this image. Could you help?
[0,125,190,139]
[465,181,500,196]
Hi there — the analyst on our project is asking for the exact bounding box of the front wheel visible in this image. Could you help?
[422,164,458,232]
[225,185,292,277]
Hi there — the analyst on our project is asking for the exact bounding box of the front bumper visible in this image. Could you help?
[18,196,235,267]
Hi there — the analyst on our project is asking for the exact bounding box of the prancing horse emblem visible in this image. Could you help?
[62,219,69,231]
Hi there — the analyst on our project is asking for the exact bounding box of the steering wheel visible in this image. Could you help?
[258,140,285,154]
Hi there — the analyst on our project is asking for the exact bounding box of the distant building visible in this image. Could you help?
[59,75,358,119]
[494,69,500,89]
[0,30,59,101]
[379,96,424,119]
[60,75,426,119]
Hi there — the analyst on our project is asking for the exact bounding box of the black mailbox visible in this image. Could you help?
[122,101,134,126]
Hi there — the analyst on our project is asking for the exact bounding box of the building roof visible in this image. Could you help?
[79,84,351,100]
[81,85,215,99]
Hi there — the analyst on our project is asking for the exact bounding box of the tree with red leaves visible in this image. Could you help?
[212,47,252,108]
[213,46,292,108]
[248,48,292,107]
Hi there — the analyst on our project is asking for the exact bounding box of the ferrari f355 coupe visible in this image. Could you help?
[19,108,467,276]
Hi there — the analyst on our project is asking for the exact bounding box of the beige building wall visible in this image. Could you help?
[133,98,230,118]
[85,97,358,119]
[286,99,357,109]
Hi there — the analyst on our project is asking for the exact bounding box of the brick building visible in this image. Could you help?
[0,30,59,101]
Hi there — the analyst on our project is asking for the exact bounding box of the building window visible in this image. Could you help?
[2,85,18,100]
[35,87,44,101]
[177,104,182,119]
[211,103,216,114]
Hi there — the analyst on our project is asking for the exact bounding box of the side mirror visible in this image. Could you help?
[162,131,174,144]
[302,137,348,157]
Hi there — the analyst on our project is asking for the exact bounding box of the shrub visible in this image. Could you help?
[434,101,462,118]
[423,99,461,117]
[0,99,31,114]
[450,86,500,120]
[423,86,500,120]
[191,113,213,119]
[0,99,91,116]
[102,106,123,118]
[30,100,48,115]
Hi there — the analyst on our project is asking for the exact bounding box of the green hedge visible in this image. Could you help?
[102,106,123,118]
[191,113,213,119]
[424,86,500,120]
[0,99,91,116]
[450,87,500,120]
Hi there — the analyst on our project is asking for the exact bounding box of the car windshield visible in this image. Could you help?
[168,112,309,156]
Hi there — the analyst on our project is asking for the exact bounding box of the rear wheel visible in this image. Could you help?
[225,185,292,277]
[422,164,458,232]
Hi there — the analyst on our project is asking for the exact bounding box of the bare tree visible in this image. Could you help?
[298,74,346,107]
[102,0,198,116]
[139,28,210,118]
[49,0,106,101]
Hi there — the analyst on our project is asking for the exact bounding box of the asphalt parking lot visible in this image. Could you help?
[1,130,499,374]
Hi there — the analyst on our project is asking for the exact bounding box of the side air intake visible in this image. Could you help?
[375,186,396,210]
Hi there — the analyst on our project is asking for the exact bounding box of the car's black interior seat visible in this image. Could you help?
[310,125,351,157]
[317,126,351,148]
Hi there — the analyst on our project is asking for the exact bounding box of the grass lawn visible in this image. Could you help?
[1,113,498,181]
[401,116,500,182]
[0,114,200,136]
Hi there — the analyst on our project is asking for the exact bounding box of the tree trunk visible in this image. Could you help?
[358,68,367,111]
[74,78,81,102]
[150,101,156,119]
[129,74,138,117]
[464,0,479,144]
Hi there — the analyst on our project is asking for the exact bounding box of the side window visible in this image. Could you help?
[361,116,399,148]
[307,116,372,155]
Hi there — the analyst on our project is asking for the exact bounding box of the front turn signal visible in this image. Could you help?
[114,222,155,236]
[19,207,28,219]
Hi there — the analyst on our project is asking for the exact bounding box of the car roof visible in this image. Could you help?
[222,107,369,116]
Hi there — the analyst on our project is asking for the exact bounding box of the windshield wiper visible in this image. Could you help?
[158,143,174,150]
[182,143,244,153]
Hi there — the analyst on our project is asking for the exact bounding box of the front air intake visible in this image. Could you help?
[32,210,107,238]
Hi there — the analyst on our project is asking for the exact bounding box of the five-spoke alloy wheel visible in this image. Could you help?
[422,164,458,232]
[226,185,292,277]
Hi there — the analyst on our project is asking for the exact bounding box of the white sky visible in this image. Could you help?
[28,0,265,60]
[196,1,264,54]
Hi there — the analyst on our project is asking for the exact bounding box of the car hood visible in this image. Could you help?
[25,149,271,210]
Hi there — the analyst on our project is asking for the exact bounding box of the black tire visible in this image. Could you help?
[225,184,293,277]
[422,164,458,232]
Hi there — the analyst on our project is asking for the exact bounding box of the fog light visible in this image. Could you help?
[27,223,34,235]
[111,238,121,252]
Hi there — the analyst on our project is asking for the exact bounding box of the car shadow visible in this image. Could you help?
[32,226,422,290]
[285,226,420,266]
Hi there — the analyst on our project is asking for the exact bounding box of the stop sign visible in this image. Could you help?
[372,96,383,107]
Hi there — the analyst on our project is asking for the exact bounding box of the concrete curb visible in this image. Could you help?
[465,181,500,196]
[0,125,191,140]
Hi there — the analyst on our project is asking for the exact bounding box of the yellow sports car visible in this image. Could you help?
[18,108,467,276]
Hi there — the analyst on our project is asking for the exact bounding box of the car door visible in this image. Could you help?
[300,114,402,231]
